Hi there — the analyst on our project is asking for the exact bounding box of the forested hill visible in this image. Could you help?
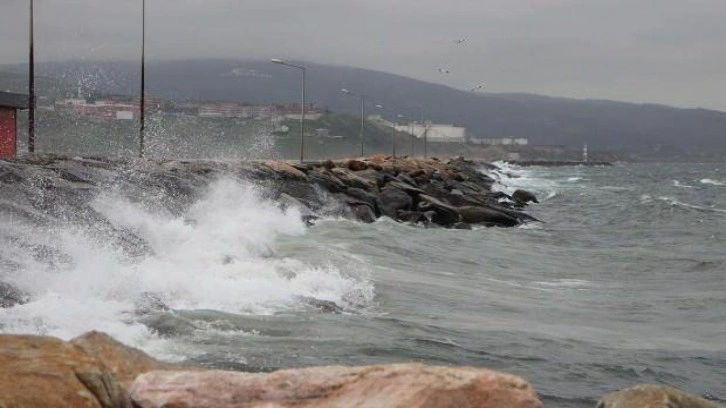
[2,59,725,156]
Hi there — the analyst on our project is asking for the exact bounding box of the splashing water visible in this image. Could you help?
[0,178,373,352]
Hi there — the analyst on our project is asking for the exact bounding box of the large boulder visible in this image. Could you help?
[417,194,461,226]
[131,364,543,408]
[0,331,183,408]
[597,384,722,408]
[379,186,413,219]
[458,205,520,227]
[512,189,539,205]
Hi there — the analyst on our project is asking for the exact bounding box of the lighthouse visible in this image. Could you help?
[582,143,589,163]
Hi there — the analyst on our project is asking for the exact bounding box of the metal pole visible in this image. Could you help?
[139,0,145,158]
[392,118,396,159]
[359,97,364,157]
[28,0,35,153]
[300,68,305,163]
[410,122,414,157]
[424,124,428,159]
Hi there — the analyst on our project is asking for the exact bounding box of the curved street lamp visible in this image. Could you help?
[28,0,35,152]
[272,58,306,162]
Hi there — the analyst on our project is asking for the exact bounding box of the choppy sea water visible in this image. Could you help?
[1,161,724,407]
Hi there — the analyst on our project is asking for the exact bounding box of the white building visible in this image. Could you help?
[394,123,467,143]
[470,137,529,146]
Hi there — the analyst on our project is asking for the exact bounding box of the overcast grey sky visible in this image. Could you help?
[2,0,726,110]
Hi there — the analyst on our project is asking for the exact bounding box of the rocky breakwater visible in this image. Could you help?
[268,155,540,228]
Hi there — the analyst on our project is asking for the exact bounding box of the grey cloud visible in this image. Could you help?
[1,0,725,110]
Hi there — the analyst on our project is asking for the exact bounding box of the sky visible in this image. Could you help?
[1,0,726,111]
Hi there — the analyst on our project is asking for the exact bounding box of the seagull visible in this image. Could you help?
[470,84,484,91]
[437,68,451,74]
[454,39,467,44]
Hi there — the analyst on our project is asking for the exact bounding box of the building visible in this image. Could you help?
[394,122,467,143]
[0,92,29,159]
[469,137,529,146]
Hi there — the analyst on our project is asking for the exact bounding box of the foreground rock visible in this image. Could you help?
[0,331,181,407]
[131,364,543,408]
[597,384,723,408]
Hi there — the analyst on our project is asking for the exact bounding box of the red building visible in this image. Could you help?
[0,92,29,159]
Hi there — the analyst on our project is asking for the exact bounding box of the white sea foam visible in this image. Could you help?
[700,179,725,186]
[0,179,373,355]
[673,180,693,188]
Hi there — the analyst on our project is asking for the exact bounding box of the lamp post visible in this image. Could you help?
[139,0,145,157]
[28,0,35,153]
[272,58,306,162]
[340,88,365,157]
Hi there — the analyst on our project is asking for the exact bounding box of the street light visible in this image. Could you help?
[139,0,146,157]
[341,88,365,157]
[28,0,35,152]
[272,58,306,163]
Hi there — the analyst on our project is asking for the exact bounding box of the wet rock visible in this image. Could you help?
[260,160,308,180]
[133,292,171,315]
[344,187,382,214]
[512,189,539,204]
[396,210,429,224]
[387,180,425,196]
[458,205,520,227]
[130,364,543,408]
[597,384,722,408]
[346,159,368,171]
[379,186,413,219]
[331,167,377,191]
[417,194,461,226]
[0,281,27,308]
[309,169,347,193]
[0,331,182,408]
[299,296,345,314]
[350,203,377,223]
[138,313,201,338]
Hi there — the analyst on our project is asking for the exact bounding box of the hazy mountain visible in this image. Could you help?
[3,59,725,156]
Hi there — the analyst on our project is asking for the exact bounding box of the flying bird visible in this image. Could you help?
[454,39,467,44]
[470,84,484,91]
[437,68,451,74]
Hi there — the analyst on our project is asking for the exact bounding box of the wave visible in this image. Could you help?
[656,196,726,214]
[0,178,374,354]
[673,180,693,188]
[701,179,725,186]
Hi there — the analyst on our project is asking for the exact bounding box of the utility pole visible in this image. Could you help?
[28,0,35,153]
[139,0,146,157]
[359,97,365,157]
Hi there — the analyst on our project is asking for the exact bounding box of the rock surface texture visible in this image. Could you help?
[0,332,182,408]
[597,384,724,408]
[130,364,543,408]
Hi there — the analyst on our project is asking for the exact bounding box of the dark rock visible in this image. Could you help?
[331,168,376,191]
[300,297,344,314]
[0,282,27,308]
[138,313,201,338]
[458,206,520,227]
[0,166,23,184]
[344,188,382,214]
[512,189,539,204]
[321,159,336,170]
[396,210,428,223]
[309,169,347,193]
[350,204,377,223]
[346,160,368,171]
[396,173,418,187]
[387,181,425,196]
[417,194,461,226]
[379,186,413,219]
[407,169,426,179]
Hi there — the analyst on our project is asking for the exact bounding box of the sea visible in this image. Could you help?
[0,160,724,407]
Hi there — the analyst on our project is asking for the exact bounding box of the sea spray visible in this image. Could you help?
[0,178,374,353]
